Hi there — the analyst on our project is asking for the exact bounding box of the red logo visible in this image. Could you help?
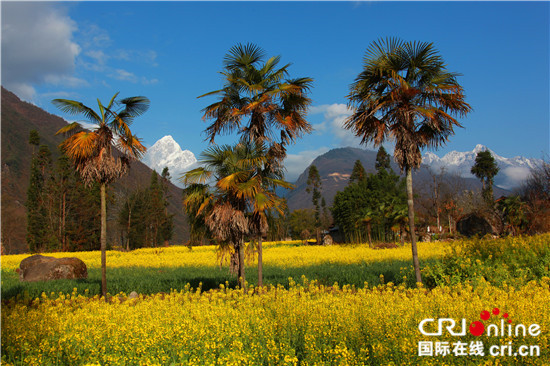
[469,307,511,336]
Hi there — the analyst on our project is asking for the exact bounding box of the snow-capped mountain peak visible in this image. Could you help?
[422,145,541,189]
[473,144,488,154]
[142,135,197,187]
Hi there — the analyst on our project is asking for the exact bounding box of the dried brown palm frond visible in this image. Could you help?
[206,202,249,243]
[78,153,129,186]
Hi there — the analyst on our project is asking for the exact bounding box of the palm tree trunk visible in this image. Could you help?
[100,183,108,300]
[237,240,246,292]
[367,222,372,247]
[257,235,263,288]
[406,166,422,284]
[126,205,132,251]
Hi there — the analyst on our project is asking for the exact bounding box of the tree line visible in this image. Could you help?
[26,130,173,254]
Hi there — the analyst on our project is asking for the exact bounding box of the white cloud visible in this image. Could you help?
[44,74,89,88]
[79,23,112,49]
[309,104,362,147]
[1,3,80,100]
[114,49,158,66]
[284,147,331,182]
[499,166,532,189]
[110,69,158,85]
[85,50,109,66]
[111,69,139,83]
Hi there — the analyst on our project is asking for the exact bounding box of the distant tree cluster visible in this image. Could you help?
[331,147,407,244]
[26,130,101,252]
[117,168,174,250]
[516,157,550,234]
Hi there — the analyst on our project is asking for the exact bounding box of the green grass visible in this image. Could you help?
[1,258,431,300]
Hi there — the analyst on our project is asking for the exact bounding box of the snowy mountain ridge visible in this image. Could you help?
[422,144,542,189]
[142,136,541,191]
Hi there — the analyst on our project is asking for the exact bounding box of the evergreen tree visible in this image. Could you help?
[26,151,48,252]
[306,164,322,242]
[332,166,406,243]
[29,129,40,154]
[321,197,330,229]
[159,167,174,246]
[288,209,317,239]
[53,150,101,252]
[471,150,499,204]
[375,146,391,172]
[26,136,55,253]
[149,171,164,246]
[148,169,174,246]
[349,160,366,184]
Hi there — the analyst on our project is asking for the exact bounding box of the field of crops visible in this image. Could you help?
[1,240,446,299]
[2,235,550,365]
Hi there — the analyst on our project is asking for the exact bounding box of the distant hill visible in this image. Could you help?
[1,87,189,254]
[285,147,511,212]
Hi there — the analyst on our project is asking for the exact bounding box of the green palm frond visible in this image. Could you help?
[118,96,151,117]
[182,167,214,186]
[55,122,83,136]
[224,43,265,70]
[52,99,102,124]
[106,92,120,109]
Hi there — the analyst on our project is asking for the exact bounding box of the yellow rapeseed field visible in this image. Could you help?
[0,240,447,270]
[2,236,549,365]
[2,279,549,365]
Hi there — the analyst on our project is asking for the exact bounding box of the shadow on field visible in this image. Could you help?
[1,258,437,300]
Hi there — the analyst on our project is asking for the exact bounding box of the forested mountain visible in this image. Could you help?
[285,147,511,212]
[1,87,189,254]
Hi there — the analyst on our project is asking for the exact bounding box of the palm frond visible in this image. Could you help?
[106,92,120,109]
[118,96,150,117]
[223,43,265,70]
[61,131,99,161]
[52,99,102,124]
[116,134,146,160]
[55,122,83,136]
[182,167,214,186]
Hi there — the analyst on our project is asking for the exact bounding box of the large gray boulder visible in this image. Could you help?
[18,255,88,282]
[456,213,494,237]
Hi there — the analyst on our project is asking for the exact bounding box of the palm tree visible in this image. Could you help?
[199,43,313,286]
[182,142,291,290]
[53,93,149,298]
[345,38,471,283]
[199,43,313,161]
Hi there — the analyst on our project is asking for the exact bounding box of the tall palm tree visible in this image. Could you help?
[53,93,149,298]
[345,38,471,283]
[199,43,313,286]
[182,142,291,290]
[199,43,313,161]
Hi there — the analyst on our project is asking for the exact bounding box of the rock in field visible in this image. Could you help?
[322,234,333,246]
[19,255,88,282]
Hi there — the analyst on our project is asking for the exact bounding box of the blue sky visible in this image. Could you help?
[2,1,549,180]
